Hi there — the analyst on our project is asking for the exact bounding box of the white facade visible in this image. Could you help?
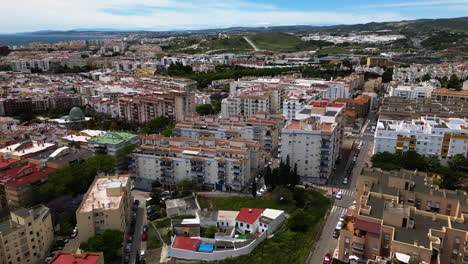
[388,85,434,99]
[373,117,468,160]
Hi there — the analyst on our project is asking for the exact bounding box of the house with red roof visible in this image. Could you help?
[0,164,56,209]
[235,208,265,234]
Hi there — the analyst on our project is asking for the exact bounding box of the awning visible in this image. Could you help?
[395,252,411,263]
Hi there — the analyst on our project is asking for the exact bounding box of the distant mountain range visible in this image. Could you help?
[28,16,468,36]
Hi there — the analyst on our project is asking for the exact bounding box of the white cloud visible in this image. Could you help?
[364,0,468,8]
[0,0,409,33]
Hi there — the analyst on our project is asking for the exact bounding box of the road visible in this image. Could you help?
[129,190,150,264]
[243,36,260,51]
[307,114,376,264]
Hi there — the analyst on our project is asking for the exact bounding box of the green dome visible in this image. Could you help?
[68,107,85,121]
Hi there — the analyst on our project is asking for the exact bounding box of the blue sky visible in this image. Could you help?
[1,0,468,33]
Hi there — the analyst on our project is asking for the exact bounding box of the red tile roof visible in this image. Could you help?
[50,252,102,264]
[236,208,265,224]
[0,158,18,170]
[355,219,381,234]
[173,236,200,251]
[0,164,55,188]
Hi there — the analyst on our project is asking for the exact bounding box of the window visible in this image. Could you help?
[240,223,243,227]
[247,224,250,229]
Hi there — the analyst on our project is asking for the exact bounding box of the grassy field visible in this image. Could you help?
[247,33,306,53]
[201,36,252,51]
[317,47,351,55]
[147,225,162,249]
[198,188,331,264]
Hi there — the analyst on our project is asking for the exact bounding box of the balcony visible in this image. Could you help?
[352,242,364,252]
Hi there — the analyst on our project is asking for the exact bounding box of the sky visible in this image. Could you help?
[1,0,468,33]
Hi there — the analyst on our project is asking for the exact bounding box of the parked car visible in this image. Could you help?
[140,250,146,259]
[141,232,147,241]
[134,199,140,206]
[343,178,348,185]
[335,191,343,200]
[332,229,340,239]
[125,243,132,253]
[127,236,133,243]
[335,220,343,230]
[124,254,130,264]
[71,228,78,238]
[143,225,148,233]
[147,214,158,221]
[145,197,154,205]
[323,253,332,264]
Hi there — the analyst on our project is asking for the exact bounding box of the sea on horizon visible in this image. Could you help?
[0,34,116,47]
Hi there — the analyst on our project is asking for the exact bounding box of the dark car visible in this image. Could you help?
[134,199,140,206]
[332,229,340,238]
[143,225,149,233]
[124,254,130,264]
[147,214,158,221]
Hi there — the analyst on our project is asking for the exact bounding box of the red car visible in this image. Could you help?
[141,232,147,241]
[323,253,331,264]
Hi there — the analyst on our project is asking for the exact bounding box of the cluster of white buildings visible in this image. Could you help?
[301,33,405,44]
[221,77,358,120]
[392,63,468,84]
[387,81,441,100]
[373,117,468,161]
[170,207,285,261]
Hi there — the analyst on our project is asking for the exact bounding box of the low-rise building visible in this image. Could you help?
[337,168,468,264]
[87,132,139,156]
[76,175,132,242]
[366,57,389,68]
[431,88,468,103]
[388,84,434,99]
[334,95,371,118]
[50,250,104,264]
[0,205,54,264]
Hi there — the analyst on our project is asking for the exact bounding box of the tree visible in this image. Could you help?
[202,226,218,238]
[141,116,171,134]
[421,73,431,82]
[382,68,394,83]
[289,209,310,232]
[448,74,461,90]
[116,144,138,172]
[272,186,293,204]
[80,230,123,260]
[196,104,214,116]
[0,46,10,56]
[251,176,257,197]
[264,166,272,187]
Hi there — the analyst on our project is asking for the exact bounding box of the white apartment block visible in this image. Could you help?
[279,101,344,184]
[132,135,260,191]
[373,117,468,160]
[11,59,51,72]
[388,85,434,99]
[221,93,271,119]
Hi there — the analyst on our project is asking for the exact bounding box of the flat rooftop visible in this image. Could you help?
[79,176,129,213]
[393,213,447,248]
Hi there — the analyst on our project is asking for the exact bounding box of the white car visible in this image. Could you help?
[343,178,348,185]
[256,191,263,197]
[336,191,343,200]
[140,250,145,259]
[335,220,343,230]
[353,200,357,205]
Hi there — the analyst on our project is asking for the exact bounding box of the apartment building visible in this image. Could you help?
[76,175,132,242]
[388,84,434,99]
[373,116,468,160]
[131,135,257,191]
[0,98,33,116]
[431,88,468,103]
[356,168,468,218]
[366,57,389,68]
[221,93,271,119]
[334,95,371,118]
[10,59,51,72]
[87,132,139,156]
[337,168,468,264]
[279,101,344,184]
[118,91,195,123]
[173,113,284,154]
[0,205,54,264]
[379,97,468,120]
